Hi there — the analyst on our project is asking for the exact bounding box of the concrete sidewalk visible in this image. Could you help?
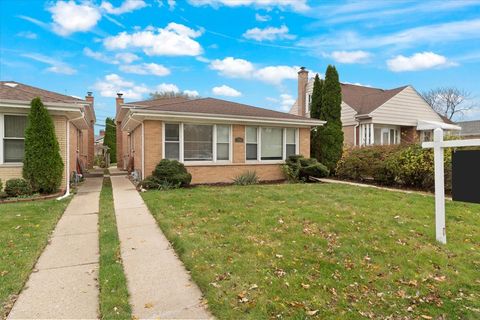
[8,177,103,319]
[110,175,211,319]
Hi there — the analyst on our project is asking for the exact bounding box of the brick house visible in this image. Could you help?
[0,81,95,192]
[115,94,324,184]
[290,68,459,146]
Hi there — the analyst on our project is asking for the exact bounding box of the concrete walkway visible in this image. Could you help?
[8,177,103,319]
[110,174,211,319]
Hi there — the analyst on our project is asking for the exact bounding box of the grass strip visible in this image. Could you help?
[98,175,132,319]
[0,198,70,318]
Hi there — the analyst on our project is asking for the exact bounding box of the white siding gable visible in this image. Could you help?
[341,102,357,126]
[370,86,443,126]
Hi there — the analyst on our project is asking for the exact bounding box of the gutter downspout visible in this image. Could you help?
[57,113,85,200]
[141,122,145,180]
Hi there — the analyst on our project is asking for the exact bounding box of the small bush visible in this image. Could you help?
[140,176,180,190]
[233,171,259,185]
[0,178,2,191]
[283,155,330,182]
[336,145,401,185]
[141,159,192,190]
[5,179,33,197]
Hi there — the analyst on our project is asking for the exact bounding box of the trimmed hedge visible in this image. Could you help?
[336,144,452,192]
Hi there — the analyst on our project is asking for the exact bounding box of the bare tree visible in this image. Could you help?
[149,91,197,100]
[421,87,472,120]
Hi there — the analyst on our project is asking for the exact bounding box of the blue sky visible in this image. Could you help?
[1,0,480,132]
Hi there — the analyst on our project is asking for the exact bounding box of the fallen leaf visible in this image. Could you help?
[144,303,153,309]
[306,309,319,316]
[301,283,310,289]
[249,284,258,290]
[421,316,432,319]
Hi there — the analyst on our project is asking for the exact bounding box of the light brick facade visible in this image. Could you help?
[124,120,312,184]
[0,114,83,191]
[342,125,356,146]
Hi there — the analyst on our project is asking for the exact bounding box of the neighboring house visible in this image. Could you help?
[0,81,95,191]
[95,129,105,156]
[290,68,459,147]
[115,94,324,184]
[455,120,480,139]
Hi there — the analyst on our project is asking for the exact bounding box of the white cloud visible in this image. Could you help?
[84,48,140,65]
[48,1,101,36]
[22,53,76,75]
[115,52,140,64]
[279,94,295,111]
[209,57,255,78]
[212,85,242,97]
[103,23,203,56]
[120,63,170,76]
[100,0,147,15]
[243,25,295,41]
[387,52,456,72]
[183,89,199,97]
[167,0,176,10]
[16,31,37,39]
[331,50,371,64]
[255,65,298,85]
[188,0,309,12]
[255,13,270,22]
[93,73,149,99]
[156,83,180,93]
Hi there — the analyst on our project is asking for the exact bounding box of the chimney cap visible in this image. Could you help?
[117,93,123,98]
[298,66,308,73]
[87,91,93,97]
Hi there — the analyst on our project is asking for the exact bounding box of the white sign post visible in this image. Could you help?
[422,128,480,244]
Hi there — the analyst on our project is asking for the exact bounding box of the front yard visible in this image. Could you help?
[142,183,480,319]
[0,198,69,317]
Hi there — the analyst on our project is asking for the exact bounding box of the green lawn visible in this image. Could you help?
[98,176,131,319]
[142,183,480,319]
[0,198,69,318]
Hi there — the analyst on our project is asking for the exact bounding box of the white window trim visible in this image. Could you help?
[0,113,28,165]
[162,122,232,165]
[245,126,299,163]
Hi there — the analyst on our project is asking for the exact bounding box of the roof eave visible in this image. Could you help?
[121,109,325,132]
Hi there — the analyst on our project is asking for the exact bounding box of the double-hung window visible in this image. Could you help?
[246,127,258,160]
[2,115,27,163]
[245,126,298,161]
[216,125,230,161]
[164,123,180,160]
[164,123,231,163]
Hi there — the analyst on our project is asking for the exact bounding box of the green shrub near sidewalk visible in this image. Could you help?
[283,155,330,182]
[4,179,33,197]
[336,144,453,192]
[140,159,192,190]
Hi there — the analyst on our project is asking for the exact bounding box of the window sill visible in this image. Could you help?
[0,163,23,167]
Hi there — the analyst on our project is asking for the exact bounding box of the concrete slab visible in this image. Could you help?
[36,232,99,269]
[7,264,98,320]
[53,213,98,236]
[111,176,212,319]
[7,177,102,320]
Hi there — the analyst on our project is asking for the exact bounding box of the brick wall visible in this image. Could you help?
[232,124,245,163]
[186,164,284,184]
[401,126,418,144]
[144,120,162,177]
[342,125,355,146]
[299,128,310,157]
[0,115,68,190]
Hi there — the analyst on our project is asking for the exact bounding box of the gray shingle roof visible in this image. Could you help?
[127,97,310,120]
[456,120,480,136]
[0,81,85,103]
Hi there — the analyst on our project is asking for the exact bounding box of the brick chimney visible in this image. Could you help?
[99,130,105,137]
[297,67,308,117]
[115,93,124,169]
[85,92,95,169]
